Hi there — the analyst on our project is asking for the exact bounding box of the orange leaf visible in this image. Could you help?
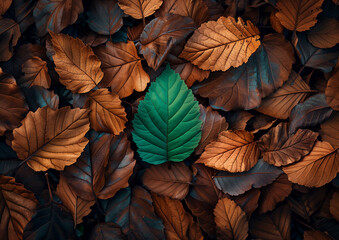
[325,71,339,110]
[20,56,51,88]
[118,0,163,20]
[308,18,339,48]
[320,112,339,148]
[12,106,90,171]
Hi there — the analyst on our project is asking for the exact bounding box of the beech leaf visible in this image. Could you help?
[0,18,21,61]
[118,0,163,20]
[308,18,339,49]
[20,56,51,88]
[325,71,339,110]
[320,112,339,148]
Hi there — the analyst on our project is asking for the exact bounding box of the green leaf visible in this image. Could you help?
[132,64,202,164]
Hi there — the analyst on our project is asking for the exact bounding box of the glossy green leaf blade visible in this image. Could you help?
[132,64,201,164]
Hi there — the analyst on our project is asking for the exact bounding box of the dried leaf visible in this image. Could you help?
[21,86,59,111]
[232,188,260,217]
[226,111,253,130]
[330,191,339,222]
[87,0,123,35]
[180,16,260,71]
[86,89,127,135]
[214,159,282,196]
[33,0,83,36]
[276,0,323,32]
[152,194,203,240]
[94,41,150,98]
[20,56,51,88]
[304,230,333,240]
[197,130,259,172]
[214,197,248,240]
[12,106,90,171]
[90,223,126,240]
[259,123,318,166]
[256,72,314,119]
[12,0,35,33]
[320,112,339,148]
[0,68,28,136]
[56,175,95,225]
[0,18,21,61]
[0,0,12,15]
[143,162,192,200]
[325,71,339,110]
[0,175,38,240]
[308,18,339,48]
[196,105,228,155]
[283,141,339,187]
[118,0,163,19]
[50,32,104,93]
[138,14,196,70]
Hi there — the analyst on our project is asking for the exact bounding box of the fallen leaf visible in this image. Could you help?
[118,0,163,20]
[21,86,59,111]
[320,112,339,148]
[94,41,150,98]
[86,89,127,134]
[180,16,260,71]
[11,0,35,33]
[0,175,38,240]
[87,0,123,35]
[214,197,248,240]
[89,223,126,240]
[197,130,259,172]
[20,56,51,88]
[325,71,339,110]
[214,159,282,196]
[0,0,12,15]
[50,32,104,93]
[226,111,254,130]
[12,106,90,171]
[304,230,333,240]
[0,18,21,61]
[276,0,323,32]
[259,123,318,166]
[143,162,192,200]
[33,0,83,36]
[308,18,339,48]
[283,141,339,187]
[232,188,261,217]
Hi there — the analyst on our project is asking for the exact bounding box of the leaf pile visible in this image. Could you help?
[0,0,338,239]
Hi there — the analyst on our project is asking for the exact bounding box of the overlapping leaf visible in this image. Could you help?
[325,71,339,110]
[132,65,201,164]
[118,0,163,20]
[0,18,20,61]
[308,18,339,48]
[12,106,90,171]
[21,86,59,111]
[90,223,125,240]
[20,56,51,88]
[320,112,339,148]
[180,16,260,71]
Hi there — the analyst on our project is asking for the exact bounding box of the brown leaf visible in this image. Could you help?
[20,56,51,88]
[33,0,83,36]
[270,10,284,33]
[0,0,12,15]
[283,141,339,187]
[138,14,196,70]
[56,175,95,225]
[12,106,90,171]
[156,0,209,25]
[94,41,150,98]
[143,162,192,200]
[196,130,259,172]
[304,230,333,240]
[0,68,28,136]
[320,112,339,148]
[195,105,228,155]
[232,188,260,218]
[50,32,103,93]
[0,18,21,61]
[118,0,163,20]
[250,205,291,240]
[97,133,136,199]
[308,18,339,48]
[90,223,126,240]
[330,191,339,222]
[259,123,318,166]
[214,197,248,240]
[0,175,38,240]
[180,16,260,71]
[256,72,315,119]
[325,71,339,110]
[226,111,254,131]
[258,174,292,214]
[86,89,127,134]
[152,194,203,240]
[276,0,323,32]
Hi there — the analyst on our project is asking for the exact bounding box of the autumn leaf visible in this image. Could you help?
[308,18,339,48]
[143,162,192,200]
[90,223,125,240]
[87,0,123,35]
[118,0,163,20]
[0,175,38,240]
[0,68,28,136]
[138,14,196,70]
[20,56,51,88]
[283,141,339,187]
[196,130,259,172]
[11,0,35,33]
[180,16,260,71]
[21,86,59,111]
[214,197,248,240]
[50,32,104,93]
[85,89,127,134]
[132,65,201,164]
[0,18,21,61]
[259,123,318,166]
[275,0,323,32]
[94,41,150,98]
[214,159,282,196]
[304,230,333,240]
[325,71,339,110]
[232,189,260,217]
[33,0,83,36]
[320,112,339,148]
[12,106,90,171]
[0,0,12,15]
